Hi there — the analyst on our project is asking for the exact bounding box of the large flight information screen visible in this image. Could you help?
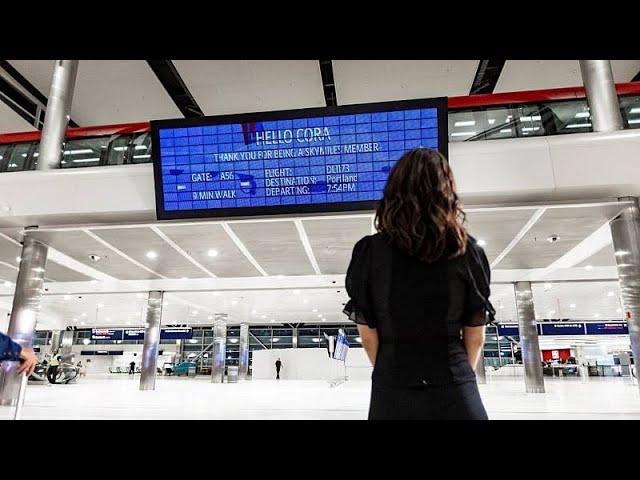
[151,98,447,220]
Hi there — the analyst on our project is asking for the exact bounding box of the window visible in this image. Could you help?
[620,95,640,129]
[3,142,36,171]
[105,135,132,165]
[130,133,152,163]
[61,137,108,168]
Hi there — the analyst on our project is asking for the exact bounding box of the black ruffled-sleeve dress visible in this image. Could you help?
[343,232,495,420]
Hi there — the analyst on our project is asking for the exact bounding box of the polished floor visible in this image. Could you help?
[1,375,638,420]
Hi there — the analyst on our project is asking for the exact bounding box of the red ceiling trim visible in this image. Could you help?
[1,83,639,144]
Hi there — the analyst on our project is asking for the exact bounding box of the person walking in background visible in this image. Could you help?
[47,350,60,384]
[129,360,136,375]
[0,331,37,376]
[344,148,495,420]
[77,360,87,378]
[275,358,282,380]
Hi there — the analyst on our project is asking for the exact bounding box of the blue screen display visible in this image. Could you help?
[160,327,193,340]
[497,323,519,337]
[585,322,629,335]
[539,323,586,336]
[152,99,446,219]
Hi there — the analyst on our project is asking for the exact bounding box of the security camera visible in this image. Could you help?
[546,235,560,243]
[88,254,102,262]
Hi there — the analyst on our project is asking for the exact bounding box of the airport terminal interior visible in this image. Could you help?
[1,59,640,419]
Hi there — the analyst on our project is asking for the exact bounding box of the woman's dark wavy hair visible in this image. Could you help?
[375,147,468,262]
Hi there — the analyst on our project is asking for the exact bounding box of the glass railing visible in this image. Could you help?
[448,95,640,142]
[1,95,639,174]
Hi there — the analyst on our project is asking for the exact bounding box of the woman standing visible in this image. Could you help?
[344,148,495,420]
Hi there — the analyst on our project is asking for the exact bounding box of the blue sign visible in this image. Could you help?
[160,327,193,340]
[151,98,448,220]
[91,329,123,341]
[539,323,586,336]
[333,329,350,361]
[585,322,629,335]
[123,329,145,341]
[497,323,520,337]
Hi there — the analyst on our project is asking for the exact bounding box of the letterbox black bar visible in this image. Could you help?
[0,60,79,129]
[470,59,506,95]
[319,59,338,107]
[147,60,204,118]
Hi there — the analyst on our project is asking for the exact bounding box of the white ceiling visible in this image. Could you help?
[0,201,631,332]
[1,60,639,132]
[495,60,640,93]
[7,60,182,126]
[173,60,326,115]
[333,60,480,104]
[0,98,37,133]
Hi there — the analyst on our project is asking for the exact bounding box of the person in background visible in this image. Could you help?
[77,360,87,378]
[129,360,136,375]
[275,358,282,380]
[47,350,60,384]
[0,332,37,376]
[344,148,495,420]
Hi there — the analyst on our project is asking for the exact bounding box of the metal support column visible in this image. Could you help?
[211,320,227,383]
[49,331,62,353]
[476,347,487,384]
[59,330,74,362]
[139,291,163,391]
[609,197,640,394]
[514,281,545,393]
[238,323,249,380]
[38,60,79,170]
[579,60,624,132]
[0,236,48,406]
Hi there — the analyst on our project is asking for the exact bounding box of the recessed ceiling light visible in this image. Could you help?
[585,265,594,271]
[270,319,275,323]
[476,239,486,247]
[229,338,239,344]
[594,313,600,318]
[607,291,614,297]
[322,319,326,322]
[251,309,257,314]
[311,338,320,343]
[81,313,87,317]
[312,309,318,313]
[569,303,576,309]
[207,249,218,257]
[146,251,158,259]
[303,299,308,303]
[454,120,476,127]
[575,111,590,118]
[317,314,322,318]
[499,305,504,309]
[488,119,496,125]
[451,131,477,137]
[83,338,90,344]
[272,338,280,343]
[261,315,266,319]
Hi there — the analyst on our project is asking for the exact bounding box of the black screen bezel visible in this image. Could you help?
[151,97,448,221]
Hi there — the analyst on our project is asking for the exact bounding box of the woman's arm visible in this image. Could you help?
[357,323,379,366]
[462,316,486,371]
